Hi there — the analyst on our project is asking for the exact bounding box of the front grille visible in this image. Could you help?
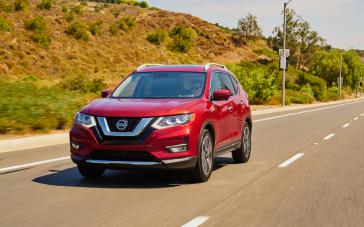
[92,117,157,145]
[89,150,158,162]
[106,117,141,132]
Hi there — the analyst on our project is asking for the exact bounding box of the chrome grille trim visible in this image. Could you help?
[97,117,153,137]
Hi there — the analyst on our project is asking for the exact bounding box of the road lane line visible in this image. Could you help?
[324,133,335,140]
[361,113,364,116]
[182,216,209,227]
[0,156,70,174]
[278,153,304,168]
[354,117,359,121]
[253,99,364,123]
[342,123,350,128]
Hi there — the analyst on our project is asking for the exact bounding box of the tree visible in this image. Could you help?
[268,9,326,70]
[232,14,262,46]
[311,49,364,89]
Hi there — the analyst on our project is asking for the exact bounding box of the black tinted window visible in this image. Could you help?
[219,73,236,95]
[229,75,238,93]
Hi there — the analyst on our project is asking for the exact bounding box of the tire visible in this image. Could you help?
[232,122,251,163]
[77,164,105,179]
[192,129,214,182]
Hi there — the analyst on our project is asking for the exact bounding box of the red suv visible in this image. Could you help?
[70,63,252,182]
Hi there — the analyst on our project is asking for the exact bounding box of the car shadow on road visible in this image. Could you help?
[32,157,234,189]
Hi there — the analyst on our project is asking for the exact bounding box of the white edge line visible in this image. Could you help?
[278,153,304,168]
[253,100,364,123]
[0,156,70,174]
[182,216,209,227]
[342,123,350,128]
[323,133,335,140]
[354,117,359,121]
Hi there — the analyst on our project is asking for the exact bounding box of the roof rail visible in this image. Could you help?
[136,64,164,71]
[204,63,227,71]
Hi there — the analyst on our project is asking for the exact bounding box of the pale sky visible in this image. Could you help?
[148,0,364,49]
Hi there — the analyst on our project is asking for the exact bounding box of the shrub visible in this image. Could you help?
[147,29,166,45]
[66,22,89,41]
[326,86,339,101]
[119,0,137,5]
[61,5,68,12]
[109,24,118,35]
[0,17,12,32]
[71,5,82,15]
[89,20,102,36]
[109,17,136,35]
[64,12,75,22]
[59,74,106,93]
[31,30,51,48]
[286,87,315,104]
[119,0,149,8]
[227,62,278,104]
[14,0,28,11]
[37,0,52,10]
[24,16,46,31]
[138,1,149,8]
[88,78,107,93]
[298,72,326,101]
[0,0,14,13]
[169,26,196,53]
[116,17,135,32]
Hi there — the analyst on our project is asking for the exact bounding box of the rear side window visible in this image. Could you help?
[219,73,236,95]
[228,74,239,94]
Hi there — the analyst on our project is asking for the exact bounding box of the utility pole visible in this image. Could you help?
[281,0,292,107]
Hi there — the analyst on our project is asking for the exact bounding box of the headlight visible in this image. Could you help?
[152,113,194,129]
[74,112,96,128]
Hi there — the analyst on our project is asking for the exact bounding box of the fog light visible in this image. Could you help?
[71,142,82,150]
[166,144,188,153]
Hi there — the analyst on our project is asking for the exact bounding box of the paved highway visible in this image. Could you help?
[1,100,364,226]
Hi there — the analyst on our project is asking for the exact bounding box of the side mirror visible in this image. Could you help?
[213,89,231,101]
[101,90,111,98]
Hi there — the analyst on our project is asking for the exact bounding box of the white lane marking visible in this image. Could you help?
[182,216,209,227]
[354,117,359,121]
[278,153,304,168]
[342,123,350,128]
[361,113,364,116]
[253,100,364,123]
[313,142,319,145]
[324,133,335,140]
[0,156,70,174]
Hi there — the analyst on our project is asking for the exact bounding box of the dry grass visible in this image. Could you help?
[0,0,267,80]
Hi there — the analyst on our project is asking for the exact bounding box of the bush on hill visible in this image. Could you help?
[0,17,12,32]
[147,29,167,45]
[169,26,196,53]
[65,22,89,41]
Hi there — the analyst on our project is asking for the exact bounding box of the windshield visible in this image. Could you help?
[112,72,206,99]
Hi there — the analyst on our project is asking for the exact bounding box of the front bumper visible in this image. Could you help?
[71,154,197,170]
[69,117,201,170]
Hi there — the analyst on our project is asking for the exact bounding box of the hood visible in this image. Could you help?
[81,98,203,117]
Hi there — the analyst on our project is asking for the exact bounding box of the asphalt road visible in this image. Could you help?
[1,100,364,227]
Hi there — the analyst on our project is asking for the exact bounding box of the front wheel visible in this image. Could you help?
[191,129,214,182]
[77,164,105,179]
[232,122,251,163]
